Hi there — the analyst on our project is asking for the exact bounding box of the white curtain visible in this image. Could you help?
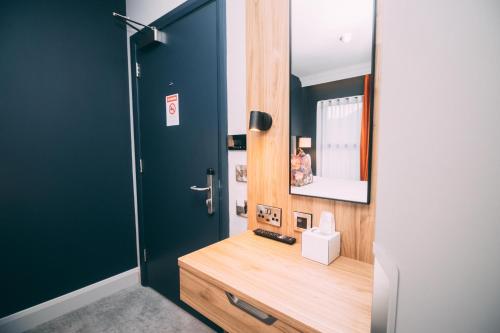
[316,96,363,180]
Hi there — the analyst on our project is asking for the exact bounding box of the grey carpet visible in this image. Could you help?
[25,285,215,333]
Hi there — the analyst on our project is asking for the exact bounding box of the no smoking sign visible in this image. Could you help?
[165,93,179,126]
[168,103,176,115]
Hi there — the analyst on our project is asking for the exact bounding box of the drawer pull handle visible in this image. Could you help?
[225,292,277,325]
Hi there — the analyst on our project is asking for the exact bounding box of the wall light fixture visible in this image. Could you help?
[249,111,272,132]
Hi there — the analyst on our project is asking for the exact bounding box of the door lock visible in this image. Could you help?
[190,168,215,215]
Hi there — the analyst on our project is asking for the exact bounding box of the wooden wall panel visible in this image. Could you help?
[246,0,379,263]
[246,0,291,233]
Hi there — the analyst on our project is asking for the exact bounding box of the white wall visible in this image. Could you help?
[125,0,248,241]
[126,0,186,24]
[374,0,500,332]
[225,0,248,235]
[227,150,248,235]
[226,0,247,136]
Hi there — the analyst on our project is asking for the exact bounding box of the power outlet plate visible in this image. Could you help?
[256,204,282,227]
[293,211,312,230]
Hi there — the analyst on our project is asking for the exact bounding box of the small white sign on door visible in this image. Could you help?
[166,93,179,126]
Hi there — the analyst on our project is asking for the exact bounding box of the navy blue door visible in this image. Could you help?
[133,1,223,304]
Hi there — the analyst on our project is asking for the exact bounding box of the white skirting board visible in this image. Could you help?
[0,267,140,333]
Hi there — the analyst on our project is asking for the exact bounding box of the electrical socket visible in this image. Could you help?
[293,211,312,230]
[256,204,281,227]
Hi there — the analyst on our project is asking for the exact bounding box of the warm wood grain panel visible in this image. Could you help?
[290,186,377,263]
[179,232,373,333]
[180,268,300,333]
[246,0,291,233]
[246,0,379,263]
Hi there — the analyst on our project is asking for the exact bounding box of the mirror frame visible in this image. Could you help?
[288,0,377,204]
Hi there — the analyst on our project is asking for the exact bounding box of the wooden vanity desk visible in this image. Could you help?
[178,231,373,333]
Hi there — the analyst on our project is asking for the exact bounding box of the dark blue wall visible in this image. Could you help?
[290,75,307,136]
[0,0,136,317]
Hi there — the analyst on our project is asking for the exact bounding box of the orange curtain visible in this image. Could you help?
[360,74,371,181]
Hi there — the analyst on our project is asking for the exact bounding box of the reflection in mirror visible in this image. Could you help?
[290,0,375,203]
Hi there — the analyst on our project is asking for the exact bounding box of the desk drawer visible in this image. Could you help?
[180,268,300,333]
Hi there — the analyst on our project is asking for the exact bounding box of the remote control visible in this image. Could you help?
[253,228,296,245]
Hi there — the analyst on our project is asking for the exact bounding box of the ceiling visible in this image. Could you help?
[291,0,374,86]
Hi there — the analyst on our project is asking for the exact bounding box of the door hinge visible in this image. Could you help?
[139,158,143,173]
[143,248,147,262]
[136,62,141,78]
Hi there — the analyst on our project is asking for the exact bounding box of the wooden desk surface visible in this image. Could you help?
[178,231,373,333]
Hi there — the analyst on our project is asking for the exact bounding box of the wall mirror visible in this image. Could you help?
[289,0,376,204]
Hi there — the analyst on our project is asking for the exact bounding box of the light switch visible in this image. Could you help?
[236,200,247,217]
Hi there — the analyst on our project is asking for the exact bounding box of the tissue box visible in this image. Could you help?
[301,228,340,265]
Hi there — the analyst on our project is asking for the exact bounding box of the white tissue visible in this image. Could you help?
[319,211,335,234]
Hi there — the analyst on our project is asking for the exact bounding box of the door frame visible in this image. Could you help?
[129,0,229,285]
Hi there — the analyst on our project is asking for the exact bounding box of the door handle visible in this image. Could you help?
[190,186,210,192]
[225,292,277,325]
[189,168,215,215]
